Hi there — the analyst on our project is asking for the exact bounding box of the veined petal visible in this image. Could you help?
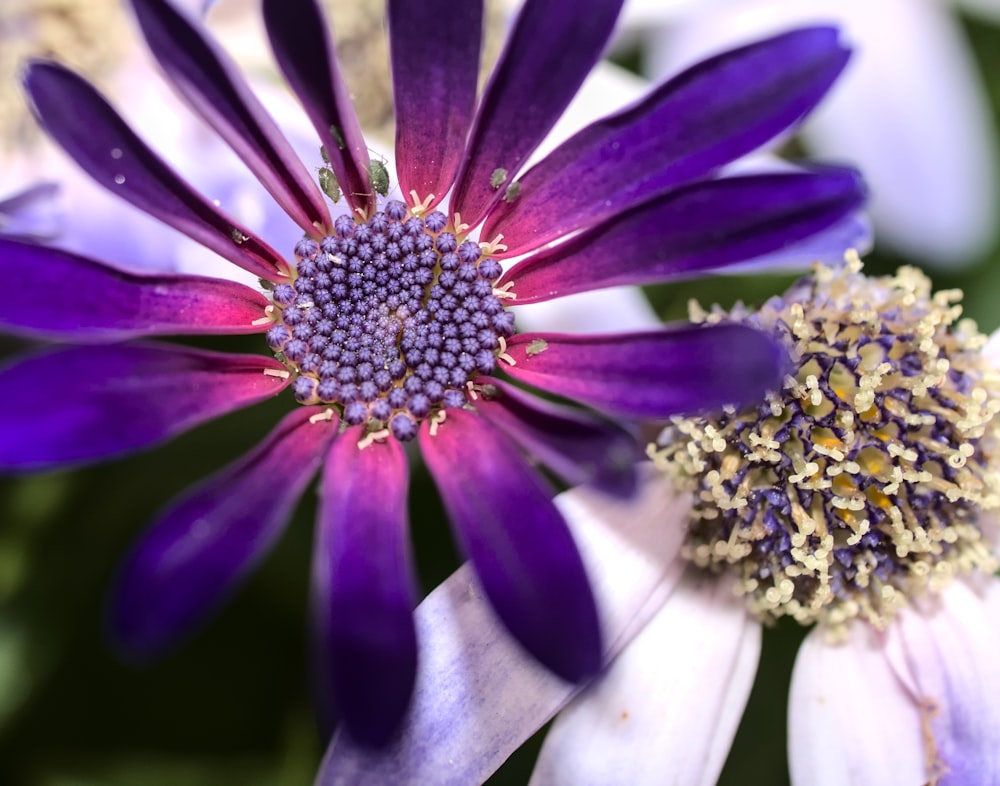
[501,327,787,419]
[418,408,601,682]
[129,0,332,234]
[0,238,272,341]
[472,378,641,498]
[482,27,851,256]
[451,0,625,227]
[109,406,336,657]
[262,0,372,217]
[531,573,759,786]
[316,467,689,785]
[788,623,926,786]
[0,342,291,472]
[314,429,417,748]
[388,0,482,209]
[885,581,1000,785]
[502,168,866,303]
[22,61,290,282]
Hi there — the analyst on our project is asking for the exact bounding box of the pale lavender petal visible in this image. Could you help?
[789,623,926,786]
[22,61,291,282]
[502,168,866,302]
[501,327,787,419]
[0,238,271,340]
[0,182,60,241]
[472,378,640,498]
[130,0,332,234]
[512,285,659,335]
[451,0,625,227]
[316,468,689,785]
[885,581,1000,785]
[531,573,759,786]
[0,342,291,471]
[388,0,481,208]
[313,428,417,747]
[109,406,337,657]
[419,408,601,682]
[482,27,850,255]
[262,0,373,217]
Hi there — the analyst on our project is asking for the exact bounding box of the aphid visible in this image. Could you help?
[489,168,508,189]
[526,338,548,356]
[503,181,522,203]
[329,124,346,150]
[368,158,390,197]
[319,167,342,202]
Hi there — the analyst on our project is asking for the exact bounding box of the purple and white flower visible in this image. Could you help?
[1,0,866,747]
[363,259,1000,784]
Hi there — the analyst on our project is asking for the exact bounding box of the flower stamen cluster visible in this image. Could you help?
[263,199,511,442]
[652,253,1000,630]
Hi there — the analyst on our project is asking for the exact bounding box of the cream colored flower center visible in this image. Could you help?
[651,253,1000,632]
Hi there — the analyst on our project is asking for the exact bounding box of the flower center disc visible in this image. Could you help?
[266,201,512,441]
[653,257,1000,630]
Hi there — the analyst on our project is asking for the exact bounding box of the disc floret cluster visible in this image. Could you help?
[264,202,510,441]
[653,254,1000,630]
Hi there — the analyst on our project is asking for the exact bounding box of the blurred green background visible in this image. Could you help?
[3,4,1000,786]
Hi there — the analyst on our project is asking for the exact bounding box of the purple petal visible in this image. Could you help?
[109,406,337,657]
[130,0,332,234]
[472,378,640,498]
[23,61,291,282]
[316,468,688,785]
[0,342,291,472]
[0,182,60,241]
[502,168,866,303]
[501,327,787,419]
[481,27,851,255]
[419,409,601,682]
[262,0,372,217]
[314,428,417,747]
[0,238,272,341]
[388,0,481,210]
[451,0,625,228]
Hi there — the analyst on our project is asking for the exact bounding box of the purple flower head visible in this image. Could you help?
[3,0,865,748]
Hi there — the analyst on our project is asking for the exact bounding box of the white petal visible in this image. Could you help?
[316,469,691,786]
[645,0,999,268]
[886,580,1000,785]
[788,623,926,786]
[530,573,759,786]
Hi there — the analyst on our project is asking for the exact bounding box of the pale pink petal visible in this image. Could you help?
[530,573,759,786]
[789,623,926,786]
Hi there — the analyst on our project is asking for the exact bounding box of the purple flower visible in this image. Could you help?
[2,0,864,747]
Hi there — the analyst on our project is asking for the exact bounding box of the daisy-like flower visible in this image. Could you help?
[2,0,866,747]
[339,257,1000,783]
